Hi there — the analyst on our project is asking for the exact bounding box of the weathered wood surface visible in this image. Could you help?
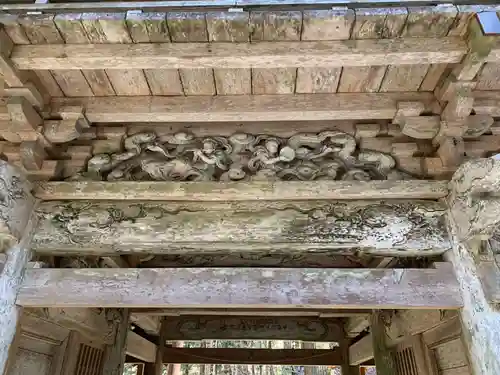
[11,38,465,70]
[0,161,36,252]
[370,311,396,375]
[101,309,130,375]
[31,200,450,256]
[445,157,500,375]
[160,316,343,341]
[447,158,500,242]
[16,266,463,308]
[126,331,156,363]
[0,162,36,375]
[349,334,373,365]
[48,92,435,122]
[130,308,369,317]
[161,348,342,365]
[0,161,36,374]
[33,181,449,201]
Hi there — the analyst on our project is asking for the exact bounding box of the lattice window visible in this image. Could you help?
[394,347,419,375]
[75,343,104,375]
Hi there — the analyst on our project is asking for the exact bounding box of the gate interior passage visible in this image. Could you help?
[0,3,500,375]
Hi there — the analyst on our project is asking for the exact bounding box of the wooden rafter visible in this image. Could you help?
[10,38,467,70]
[42,92,435,123]
[17,266,462,309]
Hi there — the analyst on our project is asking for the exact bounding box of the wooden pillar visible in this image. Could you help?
[144,318,167,375]
[0,161,36,375]
[370,310,396,375]
[102,309,130,375]
[446,158,500,375]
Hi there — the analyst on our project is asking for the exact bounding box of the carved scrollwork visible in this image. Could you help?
[78,130,403,181]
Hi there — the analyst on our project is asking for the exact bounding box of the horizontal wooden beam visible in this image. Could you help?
[130,308,369,317]
[33,181,449,201]
[160,315,343,341]
[31,200,450,256]
[48,92,435,122]
[17,265,462,309]
[162,347,342,365]
[11,38,465,70]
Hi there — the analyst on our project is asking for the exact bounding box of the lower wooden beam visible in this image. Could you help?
[33,181,449,201]
[126,331,156,363]
[349,335,373,366]
[162,348,342,365]
[17,266,463,309]
[160,315,343,341]
[47,93,435,123]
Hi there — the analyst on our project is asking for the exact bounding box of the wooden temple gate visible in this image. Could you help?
[1,1,500,375]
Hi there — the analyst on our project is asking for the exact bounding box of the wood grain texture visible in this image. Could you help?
[48,92,435,122]
[31,200,450,256]
[19,14,92,97]
[250,11,301,94]
[81,13,149,96]
[0,14,62,97]
[381,5,458,92]
[168,12,214,96]
[349,334,373,365]
[476,63,500,91]
[338,8,406,93]
[161,316,342,341]
[54,13,115,96]
[161,348,342,365]
[296,8,354,94]
[126,12,183,96]
[207,12,250,95]
[17,266,462,308]
[11,38,466,70]
[33,180,449,201]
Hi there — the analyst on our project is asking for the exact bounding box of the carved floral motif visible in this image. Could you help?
[78,131,405,181]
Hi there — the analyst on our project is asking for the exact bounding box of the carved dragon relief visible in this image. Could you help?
[75,131,407,181]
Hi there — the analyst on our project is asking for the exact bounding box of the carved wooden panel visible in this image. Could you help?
[161,315,343,341]
[77,130,406,182]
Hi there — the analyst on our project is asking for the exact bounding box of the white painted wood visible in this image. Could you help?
[0,161,36,375]
[16,266,462,309]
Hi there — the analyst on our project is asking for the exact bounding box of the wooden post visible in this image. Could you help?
[446,158,500,375]
[101,309,130,375]
[144,318,167,375]
[370,310,396,375]
[0,161,36,375]
[341,338,359,375]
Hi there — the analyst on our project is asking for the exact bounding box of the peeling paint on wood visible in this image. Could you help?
[31,200,450,256]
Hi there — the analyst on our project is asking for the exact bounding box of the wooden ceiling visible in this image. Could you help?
[0,4,499,182]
